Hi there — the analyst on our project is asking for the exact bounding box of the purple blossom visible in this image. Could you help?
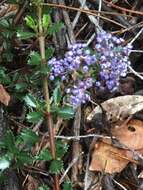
[48,32,132,107]
[66,78,93,107]
[95,31,132,91]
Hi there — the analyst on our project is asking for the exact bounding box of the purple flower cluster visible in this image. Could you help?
[48,43,96,81]
[66,78,93,107]
[95,32,132,91]
[48,31,132,107]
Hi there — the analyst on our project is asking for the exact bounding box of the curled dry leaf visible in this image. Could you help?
[89,141,135,174]
[0,85,10,106]
[87,95,143,123]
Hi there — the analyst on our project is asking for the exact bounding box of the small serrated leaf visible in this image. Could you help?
[42,14,51,30]
[25,15,37,31]
[36,149,52,161]
[46,47,54,60]
[28,51,41,65]
[20,128,39,145]
[53,85,62,105]
[26,111,43,123]
[48,22,64,35]
[24,94,37,108]
[17,30,36,40]
[56,140,68,158]
[49,159,63,174]
[63,181,72,190]
[57,106,74,119]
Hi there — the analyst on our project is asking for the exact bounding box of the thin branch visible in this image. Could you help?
[42,3,127,29]
[97,0,102,24]
[129,27,143,45]
[128,65,143,81]
[55,134,113,140]
[103,0,143,16]
[72,0,86,29]
[60,152,83,184]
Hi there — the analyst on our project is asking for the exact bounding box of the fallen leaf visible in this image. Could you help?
[87,95,143,123]
[89,141,133,174]
[111,119,143,150]
[0,3,18,17]
[26,176,38,190]
[0,85,10,106]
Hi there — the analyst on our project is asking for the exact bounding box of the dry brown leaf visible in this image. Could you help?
[0,84,10,106]
[89,141,134,174]
[0,4,18,17]
[111,119,143,150]
[87,95,143,123]
[26,176,39,190]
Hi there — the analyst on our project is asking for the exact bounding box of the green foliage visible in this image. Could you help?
[45,47,54,60]
[48,22,64,35]
[0,67,11,85]
[24,94,37,108]
[0,158,10,171]
[26,111,43,123]
[36,149,52,161]
[56,106,75,119]
[0,0,72,187]
[17,30,36,40]
[25,16,38,31]
[28,51,41,65]
[56,140,68,158]
[63,181,72,190]
[49,159,63,174]
[19,128,39,145]
[42,14,51,32]
[53,84,62,106]
[38,185,50,190]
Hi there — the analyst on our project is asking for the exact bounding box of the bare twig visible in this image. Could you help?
[129,27,143,45]
[60,152,83,184]
[55,134,113,140]
[128,65,143,80]
[42,3,127,29]
[72,0,86,29]
[113,179,128,190]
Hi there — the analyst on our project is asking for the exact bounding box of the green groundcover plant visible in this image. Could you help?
[0,0,132,189]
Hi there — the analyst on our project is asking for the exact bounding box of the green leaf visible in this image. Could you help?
[56,140,68,158]
[20,128,39,145]
[25,15,37,31]
[42,14,51,30]
[57,106,74,119]
[24,94,37,108]
[27,111,43,123]
[48,22,64,35]
[17,30,36,40]
[28,51,41,65]
[63,181,72,190]
[15,83,28,92]
[36,149,52,161]
[49,159,63,174]
[4,131,17,153]
[0,158,10,171]
[45,47,54,60]
[53,85,62,105]
[39,65,51,75]
[16,151,32,166]
[38,185,50,190]
[0,19,9,28]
